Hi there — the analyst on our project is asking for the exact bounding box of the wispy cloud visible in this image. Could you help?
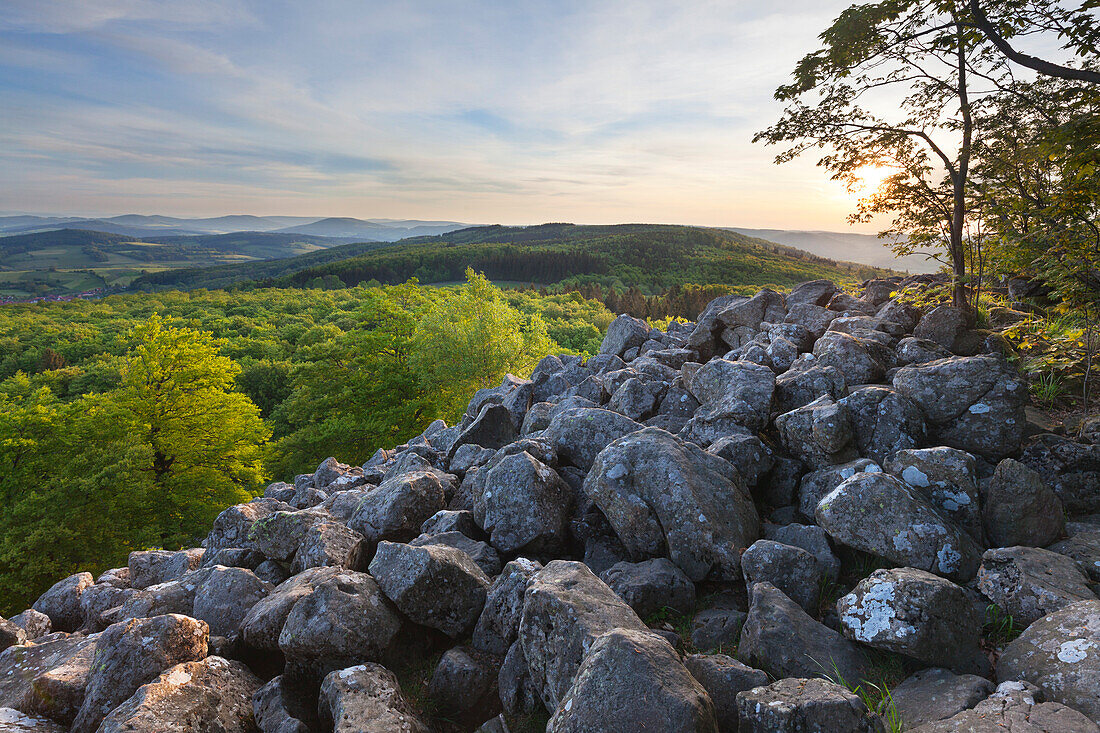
[0,0,866,228]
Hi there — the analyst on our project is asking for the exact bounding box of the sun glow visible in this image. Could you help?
[850,165,893,195]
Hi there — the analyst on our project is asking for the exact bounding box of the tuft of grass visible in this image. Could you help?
[821,657,906,733]
[983,603,1023,647]
[1031,370,1066,407]
[817,576,846,618]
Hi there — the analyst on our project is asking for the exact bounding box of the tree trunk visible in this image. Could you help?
[952,17,974,319]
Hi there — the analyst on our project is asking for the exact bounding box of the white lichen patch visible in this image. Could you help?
[1057,638,1097,663]
[841,580,914,642]
[901,466,930,488]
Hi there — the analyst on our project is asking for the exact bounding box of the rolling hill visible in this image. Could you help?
[0,229,366,298]
[727,228,937,273]
[132,223,902,294]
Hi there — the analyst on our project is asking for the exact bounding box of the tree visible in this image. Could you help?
[113,316,269,547]
[756,0,1012,312]
[411,269,553,420]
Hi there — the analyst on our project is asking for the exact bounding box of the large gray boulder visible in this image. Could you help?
[239,566,343,654]
[319,664,428,733]
[998,601,1100,723]
[32,572,93,633]
[812,330,892,385]
[774,395,857,469]
[741,539,821,612]
[686,359,775,432]
[278,569,404,678]
[893,355,1026,460]
[0,632,97,712]
[191,565,272,637]
[370,541,490,638]
[983,459,1065,548]
[128,550,204,590]
[204,500,287,553]
[247,510,326,562]
[542,407,643,471]
[348,469,447,543]
[470,449,572,554]
[71,614,209,733]
[547,628,719,733]
[735,678,885,733]
[885,447,983,542]
[838,568,986,674]
[291,521,367,573]
[737,582,870,684]
[97,656,261,733]
[890,667,994,729]
[18,635,96,726]
[600,314,650,357]
[910,680,1100,732]
[797,459,882,521]
[600,558,696,618]
[517,561,646,712]
[583,428,760,581]
[774,360,847,413]
[816,472,983,581]
[684,654,768,733]
[472,558,543,656]
[410,531,501,577]
[1020,434,1100,514]
[251,676,310,733]
[839,386,926,465]
[764,522,841,580]
[977,547,1096,627]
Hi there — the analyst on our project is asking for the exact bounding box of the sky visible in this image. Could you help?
[1,0,889,229]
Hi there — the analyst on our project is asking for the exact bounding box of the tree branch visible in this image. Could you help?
[968,0,1100,84]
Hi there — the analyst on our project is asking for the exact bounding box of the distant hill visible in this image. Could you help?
[0,214,472,241]
[132,223,902,293]
[726,228,937,273]
[0,229,364,298]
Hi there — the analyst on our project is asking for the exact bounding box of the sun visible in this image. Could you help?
[850,164,893,195]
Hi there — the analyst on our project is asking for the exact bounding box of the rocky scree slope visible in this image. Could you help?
[2,277,1100,733]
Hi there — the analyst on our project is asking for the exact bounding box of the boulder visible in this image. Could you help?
[775,395,857,469]
[348,469,447,543]
[19,638,96,726]
[885,447,983,542]
[32,572,93,633]
[542,407,643,471]
[893,355,1026,460]
[547,628,718,733]
[812,330,892,385]
[251,676,310,733]
[774,360,846,414]
[691,607,746,654]
[427,647,500,724]
[787,279,837,308]
[1049,531,1100,582]
[837,568,986,674]
[816,472,983,581]
[204,500,287,553]
[797,459,882,521]
[737,582,870,684]
[909,680,1100,732]
[448,403,518,460]
[890,667,994,729]
[247,510,325,562]
[683,654,767,732]
[128,550,204,590]
[9,610,50,640]
[741,540,821,612]
[0,620,25,653]
[735,678,885,733]
[983,459,1065,548]
[600,558,696,618]
[583,428,760,581]
[291,521,368,573]
[1020,435,1100,514]
[410,531,501,577]
[707,433,774,488]
[71,614,209,733]
[998,601,1100,723]
[600,314,650,357]
[764,523,841,581]
[785,303,840,339]
[914,305,967,349]
[370,541,490,638]
[239,567,344,655]
[470,449,572,554]
[977,547,1096,627]
[278,569,404,678]
[191,565,272,637]
[96,656,261,732]
[471,558,543,656]
[0,632,97,711]
[517,561,646,711]
[839,386,926,465]
[897,336,954,365]
[319,664,428,733]
[687,359,775,432]
[0,709,66,732]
